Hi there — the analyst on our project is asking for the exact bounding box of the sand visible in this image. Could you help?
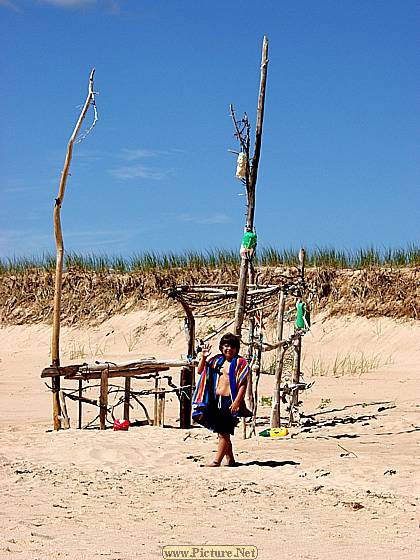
[0,310,419,559]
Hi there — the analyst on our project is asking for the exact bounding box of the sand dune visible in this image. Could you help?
[0,312,419,559]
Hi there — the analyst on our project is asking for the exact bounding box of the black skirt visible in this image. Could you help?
[205,395,239,435]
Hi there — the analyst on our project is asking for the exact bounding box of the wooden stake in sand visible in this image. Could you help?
[290,249,306,423]
[178,298,195,429]
[123,377,131,422]
[99,366,109,430]
[50,69,97,430]
[270,290,286,428]
[59,390,70,429]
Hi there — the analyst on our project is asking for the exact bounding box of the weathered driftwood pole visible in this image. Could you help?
[270,290,286,427]
[50,69,97,430]
[246,269,256,412]
[291,248,306,416]
[233,36,269,336]
[157,389,166,427]
[59,390,70,429]
[179,299,195,428]
[153,374,160,426]
[292,337,302,402]
[123,377,131,421]
[99,366,109,430]
[249,308,263,437]
[78,380,83,429]
[299,247,306,282]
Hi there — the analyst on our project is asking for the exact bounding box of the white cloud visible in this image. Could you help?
[120,148,183,161]
[3,186,38,193]
[108,147,181,181]
[108,164,166,181]
[0,0,21,12]
[121,148,162,160]
[73,149,105,163]
[177,213,230,225]
[64,228,130,248]
[39,0,96,8]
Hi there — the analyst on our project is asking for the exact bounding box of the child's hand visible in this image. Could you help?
[230,400,240,414]
[201,343,212,361]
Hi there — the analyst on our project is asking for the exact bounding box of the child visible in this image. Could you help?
[192,332,250,467]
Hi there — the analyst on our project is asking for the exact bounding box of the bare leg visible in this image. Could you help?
[205,433,231,466]
[225,438,236,466]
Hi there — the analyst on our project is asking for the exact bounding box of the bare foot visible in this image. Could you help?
[224,460,238,467]
[201,461,221,467]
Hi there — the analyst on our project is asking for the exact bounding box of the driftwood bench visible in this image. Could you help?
[41,358,196,431]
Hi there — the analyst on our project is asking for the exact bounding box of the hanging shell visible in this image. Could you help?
[235,152,247,179]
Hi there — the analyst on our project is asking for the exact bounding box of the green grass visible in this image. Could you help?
[309,352,394,377]
[260,395,273,407]
[0,245,418,274]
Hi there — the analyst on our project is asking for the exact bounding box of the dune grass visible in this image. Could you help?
[0,245,418,274]
[308,352,394,377]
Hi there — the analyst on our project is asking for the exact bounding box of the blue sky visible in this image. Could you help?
[1,0,419,259]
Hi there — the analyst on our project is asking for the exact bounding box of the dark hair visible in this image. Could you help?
[219,332,240,354]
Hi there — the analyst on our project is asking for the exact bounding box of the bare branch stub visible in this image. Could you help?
[75,71,99,144]
[230,105,251,190]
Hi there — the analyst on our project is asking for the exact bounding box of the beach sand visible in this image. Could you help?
[0,311,419,559]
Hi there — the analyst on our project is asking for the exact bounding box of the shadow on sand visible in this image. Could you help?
[238,460,299,468]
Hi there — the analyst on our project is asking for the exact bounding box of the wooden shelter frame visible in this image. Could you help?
[167,262,313,436]
[41,273,312,433]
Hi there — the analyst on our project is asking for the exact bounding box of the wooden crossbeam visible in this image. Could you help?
[64,367,171,381]
[41,358,196,378]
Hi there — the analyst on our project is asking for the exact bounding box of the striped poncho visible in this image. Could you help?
[192,354,249,425]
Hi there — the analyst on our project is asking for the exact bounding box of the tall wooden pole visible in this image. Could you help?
[233,36,269,336]
[50,69,96,430]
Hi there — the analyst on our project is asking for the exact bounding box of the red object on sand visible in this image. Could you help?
[113,419,130,431]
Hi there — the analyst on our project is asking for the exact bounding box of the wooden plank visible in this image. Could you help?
[65,366,170,381]
[42,358,196,378]
[42,364,81,378]
[80,358,192,371]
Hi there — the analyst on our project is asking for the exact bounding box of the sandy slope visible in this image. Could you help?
[0,311,419,560]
